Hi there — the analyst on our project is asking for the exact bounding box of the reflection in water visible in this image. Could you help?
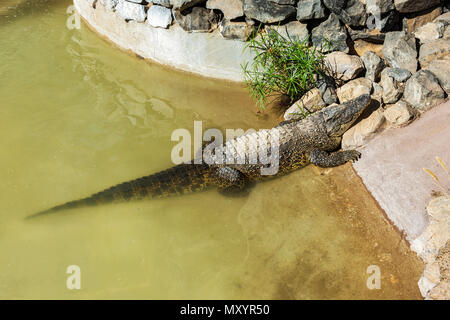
[0,0,61,20]
[0,0,28,15]
[63,16,274,141]
[67,33,175,132]
[0,0,423,299]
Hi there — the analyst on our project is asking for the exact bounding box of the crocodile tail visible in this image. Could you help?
[27,163,212,219]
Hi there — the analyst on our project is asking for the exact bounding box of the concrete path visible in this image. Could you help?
[353,100,450,241]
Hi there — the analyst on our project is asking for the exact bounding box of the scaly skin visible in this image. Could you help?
[28,94,371,218]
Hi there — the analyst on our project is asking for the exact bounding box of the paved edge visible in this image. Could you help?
[353,100,450,242]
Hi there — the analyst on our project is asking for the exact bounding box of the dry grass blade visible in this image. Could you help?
[423,166,449,196]
[436,156,449,179]
[423,168,440,183]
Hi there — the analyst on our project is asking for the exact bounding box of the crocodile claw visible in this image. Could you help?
[346,150,362,163]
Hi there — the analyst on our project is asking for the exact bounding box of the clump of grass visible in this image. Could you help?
[242,27,331,111]
[423,156,449,197]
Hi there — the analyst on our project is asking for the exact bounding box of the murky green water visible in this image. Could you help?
[0,0,423,299]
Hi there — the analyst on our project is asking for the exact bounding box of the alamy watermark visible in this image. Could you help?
[366,265,381,290]
[66,265,81,290]
[171,121,280,176]
[66,5,81,30]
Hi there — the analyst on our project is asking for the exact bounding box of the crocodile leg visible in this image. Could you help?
[209,166,249,195]
[309,149,361,168]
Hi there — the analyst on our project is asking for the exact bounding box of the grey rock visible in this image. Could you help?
[311,13,349,53]
[381,68,404,104]
[219,20,253,41]
[317,75,338,105]
[336,78,373,103]
[372,82,384,103]
[366,0,395,14]
[170,0,205,10]
[342,107,385,150]
[419,38,450,68]
[384,100,414,126]
[323,0,367,27]
[348,28,385,43]
[403,70,446,111]
[443,26,450,39]
[147,5,172,28]
[386,68,412,82]
[173,7,218,32]
[343,0,367,27]
[425,57,450,94]
[382,31,418,73]
[115,0,147,22]
[322,87,339,105]
[412,196,450,299]
[402,7,443,34]
[296,0,327,21]
[366,9,399,32]
[150,0,171,7]
[206,0,244,20]
[361,51,385,82]
[394,0,442,14]
[322,0,345,13]
[270,0,296,4]
[429,242,450,300]
[267,21,309,43]
[243,0,296,24]
[284,88,326,120]
[245,16,256,25]
[414,22,445,44]
[324,51,365,81]
[434,12,450,27]
[99,0,119,11]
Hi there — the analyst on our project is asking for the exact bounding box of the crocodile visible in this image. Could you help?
[28,94,371,219]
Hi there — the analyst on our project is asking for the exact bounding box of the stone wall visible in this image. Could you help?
[78,1,450,82]
[87,1,449,41]
[77,0,450,90]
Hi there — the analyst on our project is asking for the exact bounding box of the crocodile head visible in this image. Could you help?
[321,94,371,138]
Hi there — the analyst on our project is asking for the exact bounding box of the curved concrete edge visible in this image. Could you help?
[74,0,254,82]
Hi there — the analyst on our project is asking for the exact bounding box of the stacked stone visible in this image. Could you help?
[90,0,449,130]
[92,1,449,47]
[277,1,449,151]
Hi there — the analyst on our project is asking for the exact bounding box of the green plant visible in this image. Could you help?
[242,27,331,111]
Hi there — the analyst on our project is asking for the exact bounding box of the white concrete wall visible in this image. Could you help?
[74,0,254,82]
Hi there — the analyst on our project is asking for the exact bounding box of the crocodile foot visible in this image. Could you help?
[309,149,362,168]
[343,150,361,163]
